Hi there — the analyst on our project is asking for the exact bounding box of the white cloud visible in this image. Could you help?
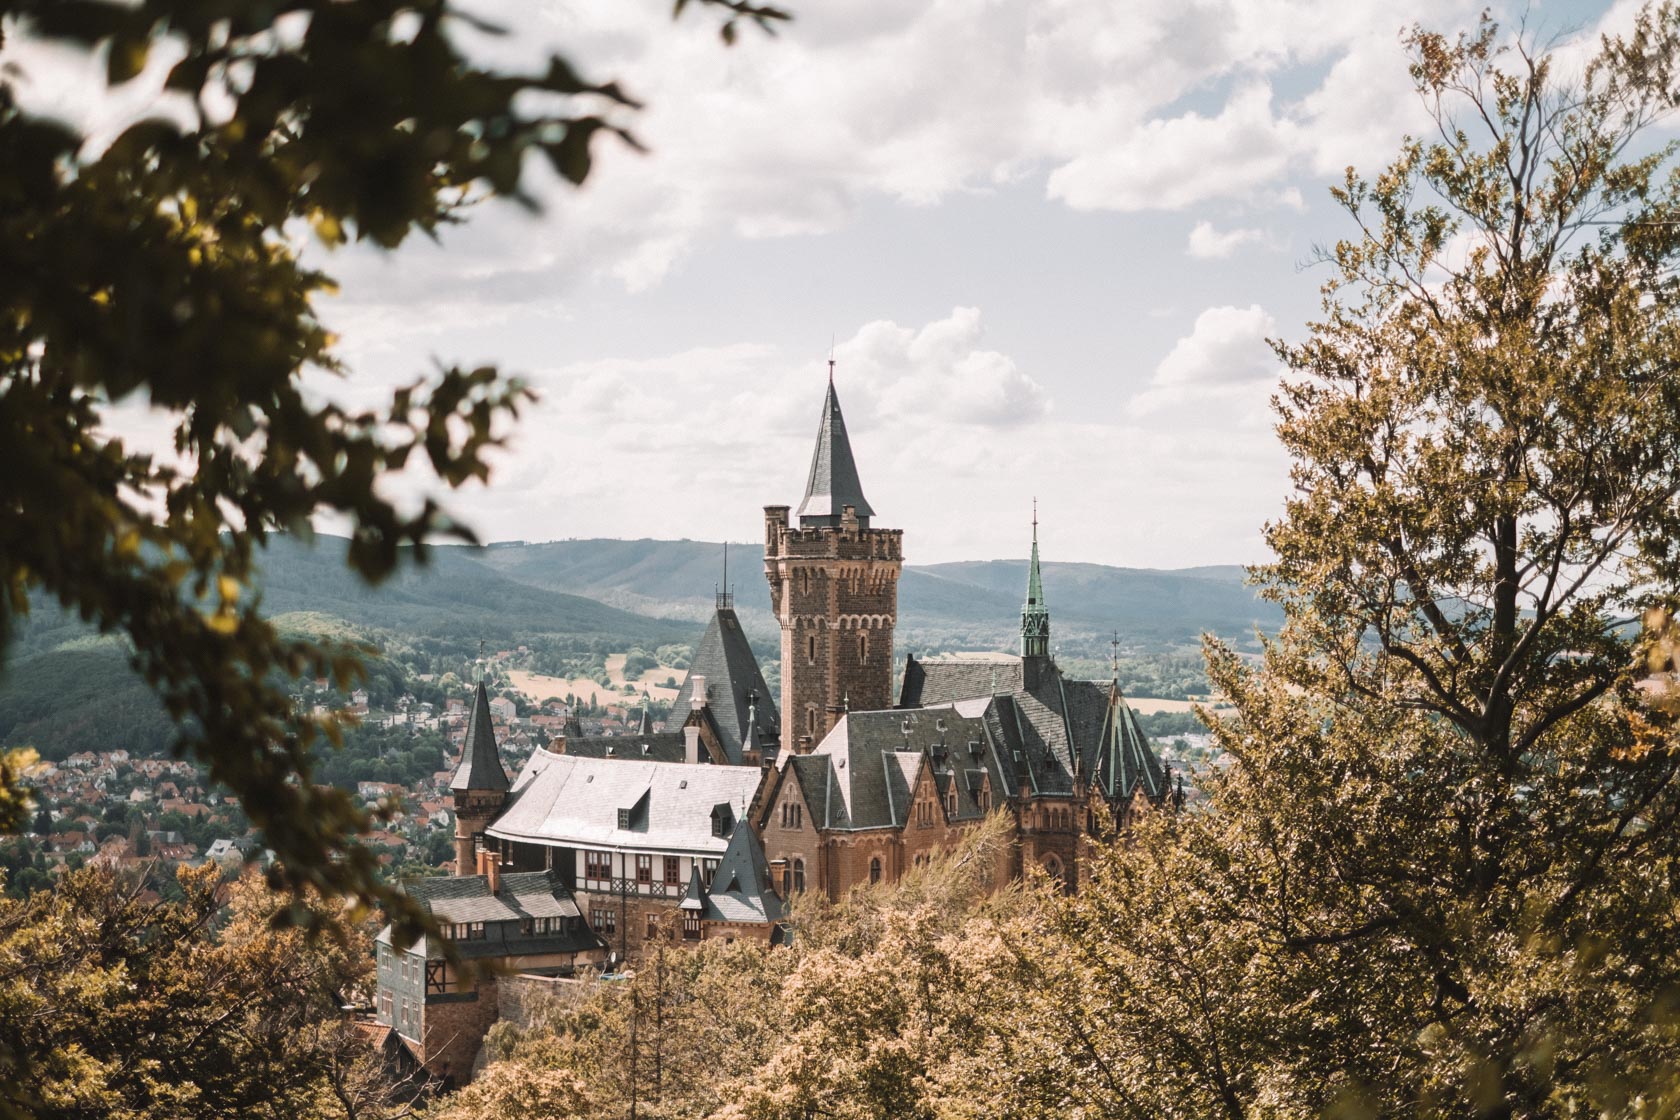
[1048,83,1299,212]
[1187,221,1266,259]
[1133,304,1280,414]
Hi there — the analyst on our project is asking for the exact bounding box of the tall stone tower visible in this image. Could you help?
[765,368,902,754]
[449,674,509,874]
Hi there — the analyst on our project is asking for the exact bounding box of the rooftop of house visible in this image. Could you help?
[486,750,764,856]
[377,869,603,960]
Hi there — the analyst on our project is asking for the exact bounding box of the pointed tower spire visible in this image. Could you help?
[1022,501,1051,663]
[450,680,510,793]
[796,367,874,529]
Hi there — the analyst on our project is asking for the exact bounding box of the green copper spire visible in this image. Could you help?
[1022,500,1050,660]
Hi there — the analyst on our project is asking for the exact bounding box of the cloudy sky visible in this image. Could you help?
[12,0,1630,567]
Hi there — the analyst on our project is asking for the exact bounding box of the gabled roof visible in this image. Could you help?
[900,654,1168,805]
[788,706,1003,832]
[796,378,875,528]
[379,869,602,960]
[486,750,763,855]
[450,682,509,793]
[671,607,779,763]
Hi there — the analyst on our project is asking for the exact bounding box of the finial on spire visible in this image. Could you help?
[1111,632,1121,679]
[718,541,734,609]
[829,334,836,383]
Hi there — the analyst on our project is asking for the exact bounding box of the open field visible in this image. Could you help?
[1126,696,1234,715]
[506,659,682,709]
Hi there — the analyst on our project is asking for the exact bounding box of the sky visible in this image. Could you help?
[5,0,1636,567]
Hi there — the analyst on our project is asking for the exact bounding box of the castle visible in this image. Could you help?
[376,369,1174,1082]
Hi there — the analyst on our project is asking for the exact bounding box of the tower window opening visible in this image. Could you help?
[808,634,817,662]
[859,633,869,662]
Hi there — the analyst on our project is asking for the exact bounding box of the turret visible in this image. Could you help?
[449,670,510,874]
[1022,503,1051,685]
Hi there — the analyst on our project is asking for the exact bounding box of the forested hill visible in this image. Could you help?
[457,538,1279,655]
[248,534,696,649]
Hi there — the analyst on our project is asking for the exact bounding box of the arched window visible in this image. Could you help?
[793,858,805,893]
[807,634,817,662]
[869,857,882,885]
[859,632,869,662]
[807,708,817,736]
[1043,854,1064,883]
[781,867,791,896]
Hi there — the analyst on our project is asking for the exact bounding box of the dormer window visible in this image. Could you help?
[617,808,631,829]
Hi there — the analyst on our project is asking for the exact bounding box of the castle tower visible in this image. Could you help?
[1021,505,1052,688]
[765,367,902,755]
[449,673,510,874]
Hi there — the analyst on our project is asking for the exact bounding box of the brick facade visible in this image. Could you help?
[764,503,902,754]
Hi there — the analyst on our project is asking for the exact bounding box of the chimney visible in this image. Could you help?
[476,847,501,893]
[684,725,701,765]
[689,675,707,712]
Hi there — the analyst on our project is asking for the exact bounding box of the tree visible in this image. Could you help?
[1018,8,1680,1117]
[0,0,784,945]
[0,862,419,1120]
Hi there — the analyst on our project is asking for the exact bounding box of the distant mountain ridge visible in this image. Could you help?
[7,537,1276,667]
[450,538,1278,655]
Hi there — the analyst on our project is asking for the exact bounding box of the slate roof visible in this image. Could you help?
[377,869,601,961]
[670,607,779,763]
[898,656,1023,708]
[780,705,1002,832]
[560,731,688,764]
[796,378,875,528]
[486,750,764,856]
[450,682,510,793]
[788,656,1169,829]
[701,821,784,925]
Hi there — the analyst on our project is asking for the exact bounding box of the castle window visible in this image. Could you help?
[664,855,681,885]
[869,857,882,885]
[683,912,702,941]
[802,568,810,593]
[808,634,817,663]
[585,850,611,881]
[617,808,631,830]
[636,853,652,884]
[782,802,802,829]
[781,866,792,896]
[701,858,719,888]
[859,633,869,662]
[793,858,806,893]
[590,907,616,935]
[647,913,661,939]
[807,708,817,736]
[948,792,957,816]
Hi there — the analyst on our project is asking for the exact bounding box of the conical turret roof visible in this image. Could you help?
[450,681,510,793]
[797,376,874,528]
